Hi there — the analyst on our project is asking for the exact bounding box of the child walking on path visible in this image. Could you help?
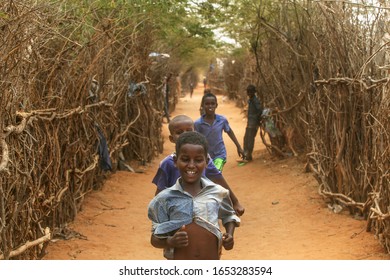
[148,131,240,260]
[162,74,172,123]
[189,82,194,98]
[151,115,245,216]
[194,92,244,171]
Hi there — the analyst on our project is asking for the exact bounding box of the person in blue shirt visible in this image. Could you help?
[194,92,244,171]
[152,115,245,216]
[148,131,240,259]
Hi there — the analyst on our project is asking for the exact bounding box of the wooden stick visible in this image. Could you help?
[0,227,51,260]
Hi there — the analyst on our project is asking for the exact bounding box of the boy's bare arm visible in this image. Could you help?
[227,130,244,157]
[151,234,169,248]
[222,222,236,250]
[151,226,188,249]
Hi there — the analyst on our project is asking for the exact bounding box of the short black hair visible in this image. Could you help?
[176,131,208,156]
[168,115,193,134]
[201,92,217,106]
[246,84,256,93]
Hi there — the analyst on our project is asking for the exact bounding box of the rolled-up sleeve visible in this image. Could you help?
[148,198,169,236]
[148,191,193,236]
[219,191,240,227]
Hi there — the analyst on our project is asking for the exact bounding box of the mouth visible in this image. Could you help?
[185,170,198,179]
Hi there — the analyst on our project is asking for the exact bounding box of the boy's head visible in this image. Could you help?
[200,92,218,116]
[174,132,209,183]
[175,131,208,157]
[168,115,194,143]
[246,84,256,98]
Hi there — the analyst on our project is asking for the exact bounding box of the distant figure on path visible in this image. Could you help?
[241,84,263,162]
[162,74,172,123]
[175,74,181,98]
[189,82,194,98]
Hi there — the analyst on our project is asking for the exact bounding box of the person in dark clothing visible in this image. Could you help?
[189,82,194,98]
[162,74,172,123]
[241,84,263,162]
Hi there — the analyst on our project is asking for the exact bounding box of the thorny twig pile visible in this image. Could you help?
[0,1,178,259]
[221,1,390,254]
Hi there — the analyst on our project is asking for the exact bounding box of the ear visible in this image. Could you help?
[168,135,175,144]
[205,155,210,164]
[173,153,178,165]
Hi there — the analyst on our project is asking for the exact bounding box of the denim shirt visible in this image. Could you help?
[148,177,240,249]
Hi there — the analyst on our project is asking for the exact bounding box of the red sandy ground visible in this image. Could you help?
[44,85,389,260]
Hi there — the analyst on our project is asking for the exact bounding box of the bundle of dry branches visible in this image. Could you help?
[222,1,390,253]
[308,77,390,252]
[0,0,176,259]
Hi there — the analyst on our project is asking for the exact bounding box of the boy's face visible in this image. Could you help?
[247,90,255,98]
[169,121,194,143]
[203,96,217,116]
[174,143,207,184]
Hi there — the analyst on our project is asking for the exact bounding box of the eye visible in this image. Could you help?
[194,157,205,164]
[179,156,190,163]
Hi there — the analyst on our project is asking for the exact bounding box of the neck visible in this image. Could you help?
[180,179,203,196]
[204,114,215,122]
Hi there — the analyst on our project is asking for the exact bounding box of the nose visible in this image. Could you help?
[187,159,196,167]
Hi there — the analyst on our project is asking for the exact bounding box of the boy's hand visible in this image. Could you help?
[234,202,245,216]
[237,147,245,158]
[167,225,188,248]
[222,233,234,250]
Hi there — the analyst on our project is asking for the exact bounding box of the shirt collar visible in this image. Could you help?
[171,177,217,193]
[200,114,222,123]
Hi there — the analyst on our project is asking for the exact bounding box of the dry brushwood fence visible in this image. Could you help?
[308,77,390,253]
[220,2,390,254]
[0,1,179,259]
[3,0,390,260]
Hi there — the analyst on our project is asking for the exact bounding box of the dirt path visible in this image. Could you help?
[44,85,389,260]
